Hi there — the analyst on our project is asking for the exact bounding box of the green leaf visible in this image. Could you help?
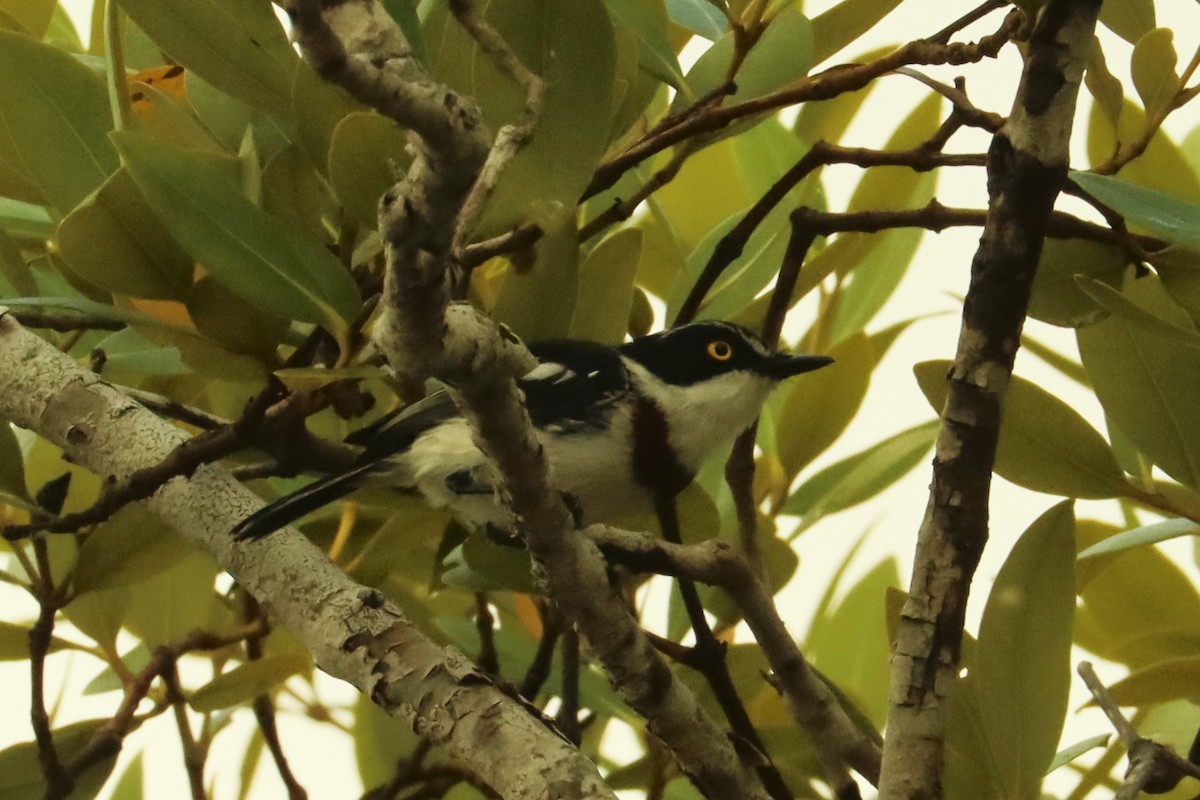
[122,552,231,648]
[1077,276,1200,489]
[806,557,899,728]
[795,92,941,339]
[654,136,755,253]
[107,752,145,800]
[72,505,195,595]
[472,0,617,239]
[0,620,73,660]
[1027,239,1129,328]
[190,652,311,712]
[1104,657,1200,706]
[128,80,223,152]
[353,693,420,788]
[1084,35,1124,131]
[949,501,1076,800]
[493,215,580,340]
[1153,246,1200,331]
[794,48,890,146]
[57,167,194,300]
[605,0,686,88]
[0,718,130,800]
[63,585,129,651]
[1072,171,1200,251]
[1130,28,1179,118]
[114,133,360,334]
[571,227,642,344]
[0,0,54,38]
[914,361,1130,499]
[0,30,116,213]
[0,198,55,239]
[261,144,333,242]
[117,0,298,119]
[186,276,289,358]
[0,420,29,503]
[1020,332,1091,388]
[673,202,792,324]
[1047,734,1110,774]
[1085,101,1200,204]
[776,332,873,480]
[383,0,430,68]
[237,732,265,800]
[0,228,35,296]
[43,5,85,53]
[1077,275,1200,348]
[437,615,630,721]
[327,112,412,228]
[1074,520,1200,669]
[809,0,906,65]
[783,419,938,533]
[441,532,537,594]
[291,63,366,172]
[1078,517,1198,560]
[673,8,812,115]
[1098,0,1156,44]
[664,0,726,39]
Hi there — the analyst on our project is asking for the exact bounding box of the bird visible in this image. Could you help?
[231,320,833,542]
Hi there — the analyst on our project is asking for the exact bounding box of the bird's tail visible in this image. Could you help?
[231,461,381,542]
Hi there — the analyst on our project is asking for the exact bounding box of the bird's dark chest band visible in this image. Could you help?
[631,397,692,497]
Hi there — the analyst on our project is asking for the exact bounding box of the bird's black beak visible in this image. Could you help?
[760,354,834,379]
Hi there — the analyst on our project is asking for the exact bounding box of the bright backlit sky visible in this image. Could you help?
[3,1,1199,798]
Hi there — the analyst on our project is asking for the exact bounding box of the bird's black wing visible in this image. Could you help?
[346,389,460,462]
[521,339,629,430]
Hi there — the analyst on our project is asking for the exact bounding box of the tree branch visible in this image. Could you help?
[588,528,883,787]
[1078,661,1200,798]
[0,308,616,800]
[879,3,1103,798]
[584,9,1020,199]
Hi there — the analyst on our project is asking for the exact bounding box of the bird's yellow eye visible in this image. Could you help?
[707,340,733,361]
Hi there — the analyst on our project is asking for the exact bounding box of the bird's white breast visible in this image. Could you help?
[623,359,774,473]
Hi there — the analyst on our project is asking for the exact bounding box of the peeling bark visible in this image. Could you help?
[878,2,1103,798]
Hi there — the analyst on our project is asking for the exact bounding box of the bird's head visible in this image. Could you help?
[619,321,833,471]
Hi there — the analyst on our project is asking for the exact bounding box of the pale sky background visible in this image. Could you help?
[1,1,1198,798]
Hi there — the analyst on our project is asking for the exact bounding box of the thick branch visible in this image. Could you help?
[878,3,1102,799]
[0,309,615,800]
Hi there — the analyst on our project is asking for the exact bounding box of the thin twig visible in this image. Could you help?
[653,496,794,800]
[672,136,986,326]
[30,547,72,800]
[555,627,581,745]
[927,0,1008,45]
[584,10,1020,199]
[243,595,308,800]
[64,621,269,784]
[447,0,546,258]
[579,142,696,242]
[1078,661,1200,799]
[121,387,228,430]
[724,217,820,574]
[6,310,126,332]
[517,604,562,700]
